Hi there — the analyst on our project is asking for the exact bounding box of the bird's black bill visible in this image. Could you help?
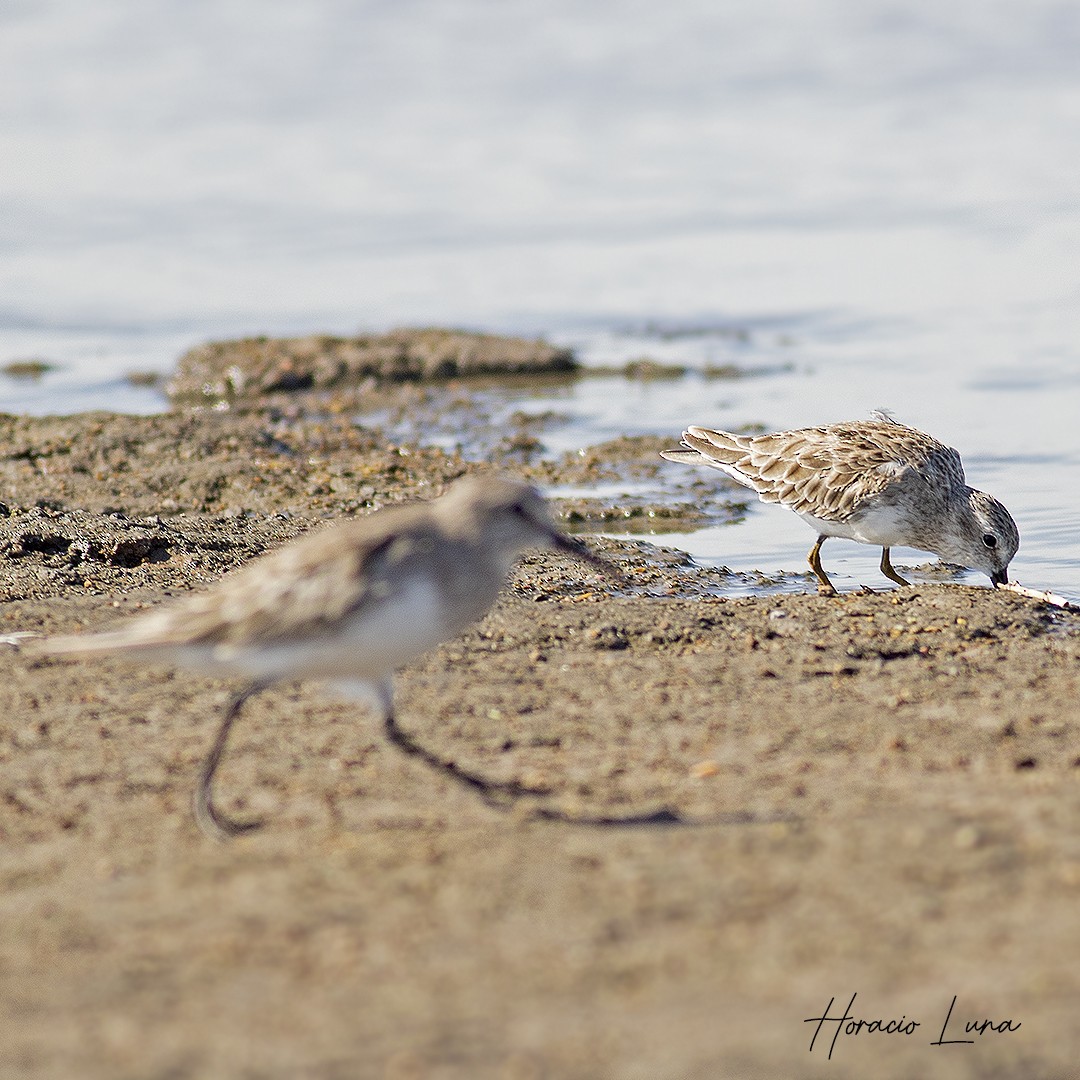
[991,570,1009,587]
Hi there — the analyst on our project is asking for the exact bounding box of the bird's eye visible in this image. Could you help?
[982,533,997,548]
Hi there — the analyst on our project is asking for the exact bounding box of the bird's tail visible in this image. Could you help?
[660,427,751,466]
[30,630,135,657]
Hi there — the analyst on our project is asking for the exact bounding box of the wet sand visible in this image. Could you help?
[1,384,1079,1079]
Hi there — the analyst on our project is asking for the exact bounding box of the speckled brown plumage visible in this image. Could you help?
[662,412,1018,593]
[677,419,964,521]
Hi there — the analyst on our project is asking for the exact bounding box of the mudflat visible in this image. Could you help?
[1,393,1078,1080]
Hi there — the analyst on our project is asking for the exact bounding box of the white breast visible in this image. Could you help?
[797,503,913,548]
[170,576,451,684]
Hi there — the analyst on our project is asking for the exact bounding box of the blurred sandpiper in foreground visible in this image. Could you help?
[36,475,606,840]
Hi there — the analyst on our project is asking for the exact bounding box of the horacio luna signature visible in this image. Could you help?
[805,993,1021,1059]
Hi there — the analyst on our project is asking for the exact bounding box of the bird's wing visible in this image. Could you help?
[667,422,963,522]
[39,513,435,655]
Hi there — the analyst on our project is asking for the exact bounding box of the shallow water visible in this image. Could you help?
[367,320,1080,599]
[1,0,1077,598]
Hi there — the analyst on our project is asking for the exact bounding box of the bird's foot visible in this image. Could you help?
[193,791,263,842]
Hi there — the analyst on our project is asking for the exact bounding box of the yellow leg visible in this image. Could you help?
[808,535,837,595]
[879,547,910,587]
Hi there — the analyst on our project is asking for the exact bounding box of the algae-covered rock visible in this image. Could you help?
[168,327,577,403]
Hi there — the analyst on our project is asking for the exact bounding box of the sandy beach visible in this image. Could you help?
[1,358,1079,1079]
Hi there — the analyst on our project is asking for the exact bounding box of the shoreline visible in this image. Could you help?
[1,385,1079,1078]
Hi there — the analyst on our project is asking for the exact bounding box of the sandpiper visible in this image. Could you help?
[37,475,605,839]
[661,411,1018,593]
